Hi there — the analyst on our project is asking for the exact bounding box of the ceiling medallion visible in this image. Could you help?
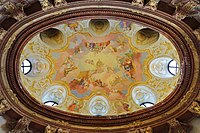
[0,1,199,133]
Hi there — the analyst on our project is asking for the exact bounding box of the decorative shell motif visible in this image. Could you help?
[89,96,109,116]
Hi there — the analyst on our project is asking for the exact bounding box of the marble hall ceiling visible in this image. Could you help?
[0,0,199,133]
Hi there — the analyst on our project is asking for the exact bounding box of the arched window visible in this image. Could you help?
[168,60,179,76]
[89,96,109,116]
[132,86,156,108]
[21,56,50,77]
[149,57,179,78]
[42,85,66,107]
[21,59,32,75]
[140,102,154,108]
[44,101,58,106]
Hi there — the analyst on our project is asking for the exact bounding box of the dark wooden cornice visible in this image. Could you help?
[0,0,199,132]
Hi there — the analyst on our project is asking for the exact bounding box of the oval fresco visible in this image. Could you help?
[20,19,180,116]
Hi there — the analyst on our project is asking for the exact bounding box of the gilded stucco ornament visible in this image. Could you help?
[3,2,26,20]
[172,0,199,20]
[168,119,187,133]
[128,127,152,133]
[132,0,144,7]
[0,99,10,115]
[189,101,200,116]
[0,0,199,132]
[39,0,53,10]
[145,0,160,10]
[45,125,57,133]
[0,92,10,115]
[193,28,200,41]
[54,0,67,7]
[57,128,70,133]
[10,117,32,133]
[0,27,7,41]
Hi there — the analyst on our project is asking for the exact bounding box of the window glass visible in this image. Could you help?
[44,101,58,106]
[140,102,154,108]
[21,59,32,75]
[168,60,179,76]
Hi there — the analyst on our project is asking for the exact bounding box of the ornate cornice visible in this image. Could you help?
[0,1,199,132]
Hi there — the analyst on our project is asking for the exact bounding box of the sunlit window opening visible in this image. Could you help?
[168,60,179,76]
[44,101,58,106]
[140,102,154,108]
[21,59,32,75]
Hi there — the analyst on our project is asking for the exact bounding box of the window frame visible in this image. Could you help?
[140,102,154,108]
[167,59,179,76]
[44,101,59,106]
[21,59,32,75]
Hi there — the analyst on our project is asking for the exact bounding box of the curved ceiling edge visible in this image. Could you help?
[0,1,199,132]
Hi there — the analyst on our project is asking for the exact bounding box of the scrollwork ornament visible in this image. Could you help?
[0,28,7,41]
[189,101,200,116]
[54,0,67,7]
[3,2,26,20]
[0,91,4,100]
[4,2,15,14]
[168,119,187,133]
[132,0,144,7]
[39,0,53,10]
[9,117,32,133]
[193,28,200,41]
[128,127,152,133]
[0,99,11,115]
[13,12,26,21]
[173,0,198,20]
[145,0,159,10]
[57,128,70,133]
[45,125,57,133]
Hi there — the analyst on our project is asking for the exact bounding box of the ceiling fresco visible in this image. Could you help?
[20,19,180,116]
